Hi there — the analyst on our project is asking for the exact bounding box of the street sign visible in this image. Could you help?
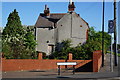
[108,20,114,33]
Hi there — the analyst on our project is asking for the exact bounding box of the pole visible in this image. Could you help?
[102,0,105,67]
[114,0,117,66]
[110,33,113,72]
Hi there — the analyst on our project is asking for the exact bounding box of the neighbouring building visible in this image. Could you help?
[35,1,89,55]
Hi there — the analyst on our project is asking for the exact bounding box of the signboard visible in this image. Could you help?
[108,20,114,33]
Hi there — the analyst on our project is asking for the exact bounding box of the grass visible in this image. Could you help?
[107,51,120,57]
[118,53,120,57]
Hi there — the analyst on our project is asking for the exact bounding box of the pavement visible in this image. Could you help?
[2,54,120,80]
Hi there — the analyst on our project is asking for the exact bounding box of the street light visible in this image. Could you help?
[102,0,105,67]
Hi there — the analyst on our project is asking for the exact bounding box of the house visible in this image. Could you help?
[35,1,89,55]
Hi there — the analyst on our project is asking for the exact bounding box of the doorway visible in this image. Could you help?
[47,45,54,55]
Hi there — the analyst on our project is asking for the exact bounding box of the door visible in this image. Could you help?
[47,45,54,55]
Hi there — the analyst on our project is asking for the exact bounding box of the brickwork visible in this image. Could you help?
[93,50,102,72]
[2,52,102,72]
[68,53,72,60]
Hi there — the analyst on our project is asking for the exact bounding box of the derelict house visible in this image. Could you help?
[35,2,89,55]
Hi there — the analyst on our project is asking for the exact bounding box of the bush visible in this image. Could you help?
[51,27,110,60]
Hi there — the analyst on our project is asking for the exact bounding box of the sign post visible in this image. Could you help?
[108,20,114,72]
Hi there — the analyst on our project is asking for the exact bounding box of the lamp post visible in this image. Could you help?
[113,0,117,66]
[102,0,105,67]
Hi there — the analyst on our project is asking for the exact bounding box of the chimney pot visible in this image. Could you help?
[68,2,75,12]
[45,5,47,10]
[44,5,50,16]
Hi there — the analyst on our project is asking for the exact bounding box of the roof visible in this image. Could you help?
[35,13,66,28]
[35,13,89,28]
[40,13,66,19]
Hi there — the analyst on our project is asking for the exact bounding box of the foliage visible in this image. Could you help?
[118,53,120,57]
[51,39,72,59]
[88,27,111,54]
[117,44,120,50]
[2,9,37,59]
[51,27,111,60]
[24,26,37,59]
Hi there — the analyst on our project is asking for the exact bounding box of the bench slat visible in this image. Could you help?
[57,62,77,65]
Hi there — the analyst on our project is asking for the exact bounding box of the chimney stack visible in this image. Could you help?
[44,5,50,16]
[68,2,75,12]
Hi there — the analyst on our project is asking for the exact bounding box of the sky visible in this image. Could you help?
[1,2,119,43]
[118,2,120,44]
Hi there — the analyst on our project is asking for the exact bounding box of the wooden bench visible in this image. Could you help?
[57,62,77,75]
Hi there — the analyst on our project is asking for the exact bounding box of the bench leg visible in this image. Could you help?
[58,65,60,75]
[73,65,75,75]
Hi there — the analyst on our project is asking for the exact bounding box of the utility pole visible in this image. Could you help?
[108,20,114,72]
[114,0,117,66]
[102,0,105,67]
[110,33,113,72]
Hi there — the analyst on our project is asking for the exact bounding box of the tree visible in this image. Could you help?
[24,26,37,59]
[2,9,37,59]
[3,9,24,37]
[88,27,111,53]
[2,9,25,58]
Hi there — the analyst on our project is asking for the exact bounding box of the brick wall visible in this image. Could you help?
[93,50,102,72]
[2,53,91,71]
[2,51,102,72]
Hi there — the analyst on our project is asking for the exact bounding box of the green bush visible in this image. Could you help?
[51,27,111,60]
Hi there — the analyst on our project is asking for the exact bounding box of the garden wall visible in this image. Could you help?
[93,50,102,72]
[2,51,102,72]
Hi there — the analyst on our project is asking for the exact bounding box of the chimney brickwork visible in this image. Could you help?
[44,5,50,16]
[68,2,75,12]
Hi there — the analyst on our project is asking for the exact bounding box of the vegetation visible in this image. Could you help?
[51,39,73,59]
[50,27,111,60]
[117,44,120,50]
[2,9,37,59]
[88,27,111,54]
[117,44,120,57]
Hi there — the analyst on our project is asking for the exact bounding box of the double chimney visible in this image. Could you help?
[68,2,75,12]
[44,1,75,16]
